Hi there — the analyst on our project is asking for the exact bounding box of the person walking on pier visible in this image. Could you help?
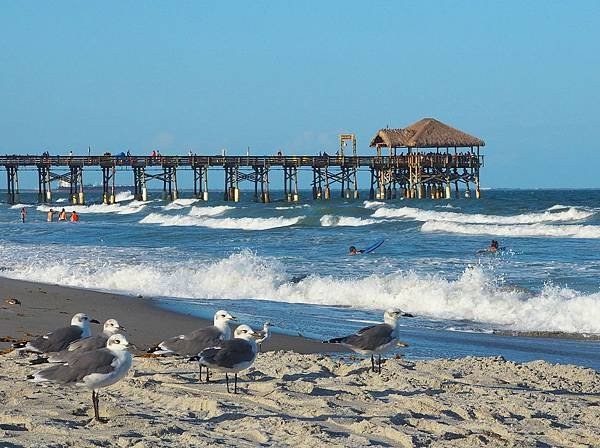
[20,207,27,223]
[47,209,54,222]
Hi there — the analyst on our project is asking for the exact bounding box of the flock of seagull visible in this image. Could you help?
[13,308,411,422]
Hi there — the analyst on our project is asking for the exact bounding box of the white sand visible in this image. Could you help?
[1,351,599,447]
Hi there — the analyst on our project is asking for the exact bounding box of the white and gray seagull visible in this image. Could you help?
[191,324,260,394]
[29,333,134,422]
[147,310,236,382]
[255,321,271,352]
[30,318,126,365]
[14,312,100,354]
[324,309,413,373]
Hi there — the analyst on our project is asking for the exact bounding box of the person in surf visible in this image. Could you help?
[489,240,499,252]
[349,246,364,256]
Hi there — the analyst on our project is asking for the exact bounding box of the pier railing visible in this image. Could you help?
[0,154,482,169]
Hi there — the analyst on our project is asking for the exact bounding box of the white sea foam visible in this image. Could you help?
[9,204,35,209]
[274,204,311,210]
[55,198,67,203]
[188,205,234,217]
[114,190,134,202]
[547,204,570,211]
[422,221,600,239]
[36,202,145,215]
[373,206,594,224]
[163,198,200,210]
[2,249,598,334]
[140,212,302,230]
[320,214,378,227]
[363,201,386,209]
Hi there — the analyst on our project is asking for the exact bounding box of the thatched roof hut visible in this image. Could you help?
[370,118,485,149]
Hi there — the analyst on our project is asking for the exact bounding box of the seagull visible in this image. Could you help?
[30,319,126,365]
[191,324,260,394]
[29,333,133,422]
[13,313,100,354]
[255,321,271,352]
[147,310,236,382]
[324,309,413,373]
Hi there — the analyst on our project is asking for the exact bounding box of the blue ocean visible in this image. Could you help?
[1,189,599,370]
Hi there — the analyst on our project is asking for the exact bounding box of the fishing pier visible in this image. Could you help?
[1,118,485,205]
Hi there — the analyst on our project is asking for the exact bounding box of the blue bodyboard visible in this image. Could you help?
[364,239,385,254]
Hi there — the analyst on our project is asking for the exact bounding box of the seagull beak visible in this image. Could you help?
[400,312,414,318]
[128,343,138,350]
[188,355,200,362]
[228,315,237,321]
[119,325,127,331]
[250,332,262,340]
[397,341,409,347]
[90,319,101,324]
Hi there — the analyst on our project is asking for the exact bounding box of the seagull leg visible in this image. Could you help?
[234,373,238,394]
[206,367,210,383]
[197,363,203,382]
[371,355,375,372]
[225,373,230,393]
[92,390,100,421]
[378,355,382,374]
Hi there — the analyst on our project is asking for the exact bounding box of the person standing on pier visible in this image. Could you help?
[20,207,27,223]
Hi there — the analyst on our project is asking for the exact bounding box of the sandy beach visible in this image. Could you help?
[1,278,599,447]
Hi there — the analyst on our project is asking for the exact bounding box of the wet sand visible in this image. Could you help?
[0,276,341,353]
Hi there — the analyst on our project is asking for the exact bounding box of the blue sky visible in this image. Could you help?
[1,1,599,188]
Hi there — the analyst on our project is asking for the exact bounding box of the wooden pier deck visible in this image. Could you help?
[0,153,483,204]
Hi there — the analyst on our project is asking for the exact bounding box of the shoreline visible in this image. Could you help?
[0,276,343,354]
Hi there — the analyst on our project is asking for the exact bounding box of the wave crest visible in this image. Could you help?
[1,249,598,334]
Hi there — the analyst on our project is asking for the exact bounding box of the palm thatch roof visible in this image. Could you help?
[370,118,485,148]
[369,128,413,148]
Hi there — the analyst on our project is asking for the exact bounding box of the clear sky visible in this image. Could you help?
[1,1,599,188]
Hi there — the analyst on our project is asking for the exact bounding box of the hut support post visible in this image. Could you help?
[324,167,331,199]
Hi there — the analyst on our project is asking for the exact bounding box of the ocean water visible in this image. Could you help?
[1,189,599,370]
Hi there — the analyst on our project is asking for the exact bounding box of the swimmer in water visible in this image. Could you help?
[349,246,364,256]
[489,240,499,252]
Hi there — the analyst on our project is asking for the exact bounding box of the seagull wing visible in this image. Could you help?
[160,326,223,356]
[337,324,394,351]
[66,334,107,352]
[200,339,254,369]
[35,348,117,384]
[29,325,83,353]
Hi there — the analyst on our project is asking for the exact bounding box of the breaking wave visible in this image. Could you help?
[373,206,594,224]
[139,212,303,230]
[36,202,145,215]
[188,205,234,217]
[2,249,598,334]
[422,221,600,239]
[320,215,378,227]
